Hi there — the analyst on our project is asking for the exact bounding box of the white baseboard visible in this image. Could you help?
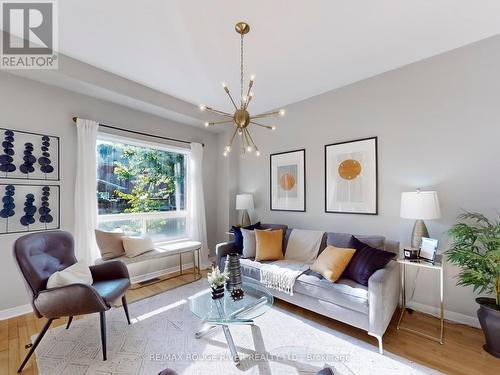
[0,303,32,321]
[406,301,480,328]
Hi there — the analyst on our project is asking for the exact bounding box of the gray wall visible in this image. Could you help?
[236,35,500,324]
[0,71,219,312]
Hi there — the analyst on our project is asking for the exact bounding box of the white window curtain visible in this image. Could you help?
[74,118,100,264]
[188,143,209,268]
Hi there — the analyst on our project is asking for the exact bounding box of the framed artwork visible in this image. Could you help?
[270,149,306,212]
[0,183,60,234]
[0,128,60,181]
[325,137,378,215]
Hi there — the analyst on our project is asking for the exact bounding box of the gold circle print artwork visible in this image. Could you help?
[338,159,362,180]
[280,173,296,191]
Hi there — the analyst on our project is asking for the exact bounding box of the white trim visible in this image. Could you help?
[98,210,187,222]
[97,131,191,154]
[0,303,32,321]
[406,301,480,328]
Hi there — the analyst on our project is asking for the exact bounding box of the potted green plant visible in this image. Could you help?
[207,266,229,300]
[446,212,500,358]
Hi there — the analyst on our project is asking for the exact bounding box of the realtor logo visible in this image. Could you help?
[1,0,58,69]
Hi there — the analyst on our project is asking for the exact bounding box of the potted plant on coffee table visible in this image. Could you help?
[207,266,229,300]
[446,212,500,358]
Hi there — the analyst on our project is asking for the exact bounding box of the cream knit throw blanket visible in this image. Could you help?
[260,261,309,295]
[260,229,325,295]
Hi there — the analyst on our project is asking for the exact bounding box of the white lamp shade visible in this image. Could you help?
[400,191,441,220]
[236,194,254,210]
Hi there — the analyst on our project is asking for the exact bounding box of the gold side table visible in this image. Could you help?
[396,258,444,344]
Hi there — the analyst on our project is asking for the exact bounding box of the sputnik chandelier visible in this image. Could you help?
[200,22,285,157]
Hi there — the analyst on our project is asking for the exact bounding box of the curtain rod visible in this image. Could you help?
[72,117,204,147]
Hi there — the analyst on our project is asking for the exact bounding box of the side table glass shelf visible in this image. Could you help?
[396,258,444,344]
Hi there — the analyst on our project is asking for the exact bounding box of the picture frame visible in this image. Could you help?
[419,237,439,263]
[0,183,60,234]
[0,127,60,181]
[270,149,306,212]
[325,137,378,215]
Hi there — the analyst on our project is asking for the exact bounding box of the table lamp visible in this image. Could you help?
[400,190,441,248]
[236,194,254,227]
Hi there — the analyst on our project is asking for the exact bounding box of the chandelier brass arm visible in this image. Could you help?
[204,120,234,127]
[223,84,239,110]
[200,105,233,118]
[252,109,285,119]
[200,22,284,157]
[250,121,275,131]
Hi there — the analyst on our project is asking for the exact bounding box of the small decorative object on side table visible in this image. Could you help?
[207,266,229,300]
[397,256,444,344]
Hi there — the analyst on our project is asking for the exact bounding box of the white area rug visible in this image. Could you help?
[34,279,441,375]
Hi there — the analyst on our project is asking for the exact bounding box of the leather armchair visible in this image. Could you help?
[13,230,131,373]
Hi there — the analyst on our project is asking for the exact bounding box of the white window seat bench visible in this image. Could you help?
[95,240,202,284]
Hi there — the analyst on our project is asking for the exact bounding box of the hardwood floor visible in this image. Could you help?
[1,269,499,375]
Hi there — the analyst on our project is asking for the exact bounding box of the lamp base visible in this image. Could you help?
[241,210,251,227]
[411,219,429,249]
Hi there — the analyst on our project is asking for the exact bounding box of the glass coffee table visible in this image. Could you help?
[190,277,273,365]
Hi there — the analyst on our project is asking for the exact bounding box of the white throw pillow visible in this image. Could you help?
[46,260,93,289]
[241,228,270,258]
[122,236,155,257]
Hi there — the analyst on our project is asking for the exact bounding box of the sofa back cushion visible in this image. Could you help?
[327,232,385,250]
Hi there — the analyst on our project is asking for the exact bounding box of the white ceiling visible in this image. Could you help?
[17,1,500,117]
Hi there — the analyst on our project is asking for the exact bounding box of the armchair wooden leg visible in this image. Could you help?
[99,311,107,361]
[66,316,73,330]
[122,296,131,325]
[18,318,54,373]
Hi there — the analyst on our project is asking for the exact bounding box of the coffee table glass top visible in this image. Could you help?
[190,277,273,324]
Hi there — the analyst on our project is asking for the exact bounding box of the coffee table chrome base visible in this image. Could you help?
[195,320,254,365]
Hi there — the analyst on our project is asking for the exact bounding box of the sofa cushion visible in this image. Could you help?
[342,236,396,286]
[310,245,356,282]
[255,229,284,261]
[122,236,155,257]
[261,224,288,251]
[239,258,369,314]
[95,229,126,260]
[232,222,262,253]
[294,273,369,314]
[327,232,385,250]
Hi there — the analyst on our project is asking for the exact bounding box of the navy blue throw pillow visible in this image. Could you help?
[342,236,395,286]
[232,222,261,253]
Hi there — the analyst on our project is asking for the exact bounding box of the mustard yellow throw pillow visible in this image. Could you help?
[255,229,284,261]
[310,246,356,282]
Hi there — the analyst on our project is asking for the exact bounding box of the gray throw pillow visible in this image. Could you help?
[241,228,258,258]
[95,229,126,260]
[241,228,270,258]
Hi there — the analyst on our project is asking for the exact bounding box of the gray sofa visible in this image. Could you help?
[216,224,400,354]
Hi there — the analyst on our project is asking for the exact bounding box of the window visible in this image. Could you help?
[96,135,188,243]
